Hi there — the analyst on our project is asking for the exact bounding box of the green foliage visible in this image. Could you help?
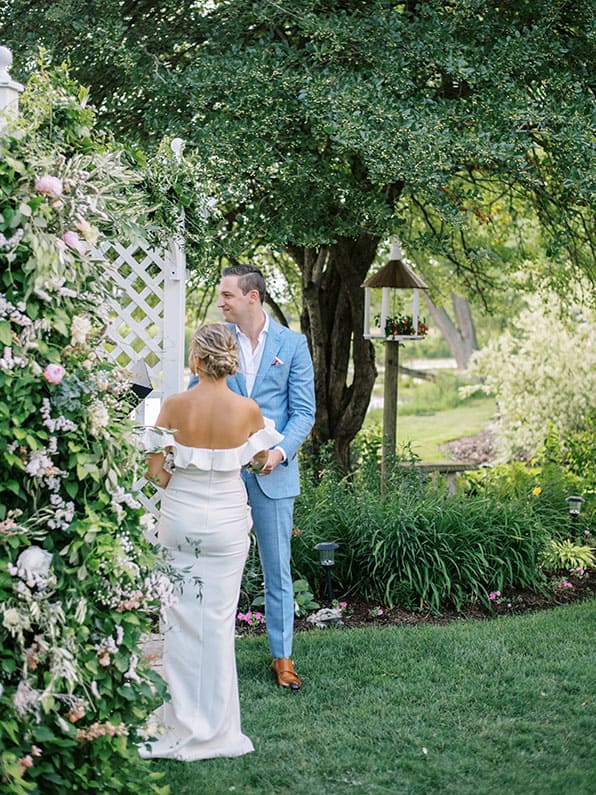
[464,292,596,461]
[560,409,596,491]
[291,579,320,618]
[396,371,488,416]
[2,1,594,282]
[293,460,548,613]
[541,539,595,572]
[0,63,174,793]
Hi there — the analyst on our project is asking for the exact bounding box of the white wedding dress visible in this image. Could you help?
[139,420,282,762]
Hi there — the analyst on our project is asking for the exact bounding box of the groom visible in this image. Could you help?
[217,264,314,690]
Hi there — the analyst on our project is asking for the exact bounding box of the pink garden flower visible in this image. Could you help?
[35,175,63,198]
[62,230,86,256]
[43,364,65,384]
[18,755,33,772]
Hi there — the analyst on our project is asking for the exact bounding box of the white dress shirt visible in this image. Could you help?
[236,312,269,397]
[235,313,286,462]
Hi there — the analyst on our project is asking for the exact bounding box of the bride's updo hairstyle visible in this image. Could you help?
[189,323,240,379]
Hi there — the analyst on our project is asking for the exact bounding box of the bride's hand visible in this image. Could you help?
[247,450,268,473]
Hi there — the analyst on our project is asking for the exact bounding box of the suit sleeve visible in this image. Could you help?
[278,333,315,461]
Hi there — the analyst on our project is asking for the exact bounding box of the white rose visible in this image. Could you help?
[70,315,92,346]
[3,607,22,630]
[89,401,110,435]
[17,546,53,580]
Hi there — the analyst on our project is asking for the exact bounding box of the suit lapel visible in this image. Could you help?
[251,319,282,401]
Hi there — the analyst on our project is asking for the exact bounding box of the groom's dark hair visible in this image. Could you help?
[222,264,266,304]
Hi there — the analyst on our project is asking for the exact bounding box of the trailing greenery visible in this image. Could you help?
[0,63,184,794]
[156,602,596,795]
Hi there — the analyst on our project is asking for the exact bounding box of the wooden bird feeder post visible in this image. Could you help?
[362,239,429,493]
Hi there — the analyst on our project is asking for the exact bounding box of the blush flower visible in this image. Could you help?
[18,755,34,772]
[43,363,66,384]
[35,175,63,198]
[75,216,99,245]
[61,230,86,256]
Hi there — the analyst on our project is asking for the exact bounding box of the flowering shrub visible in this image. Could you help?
[0,63,181,793]
[463,293,596,461]
[236,610,265,629]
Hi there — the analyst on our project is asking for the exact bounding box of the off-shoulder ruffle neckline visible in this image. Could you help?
[138,418,283,471]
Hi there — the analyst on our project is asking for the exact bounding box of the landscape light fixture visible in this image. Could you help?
[566,495,585,535]
[314,541,339,604]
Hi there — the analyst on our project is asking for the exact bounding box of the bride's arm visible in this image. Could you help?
[146,450,172,489]
[145,398,175,488]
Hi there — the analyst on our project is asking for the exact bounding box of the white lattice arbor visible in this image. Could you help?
[100,238,186,516]
[101,238,186,416]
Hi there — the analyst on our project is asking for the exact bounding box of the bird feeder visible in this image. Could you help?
[363,238,429,340]
[362,238,429,493]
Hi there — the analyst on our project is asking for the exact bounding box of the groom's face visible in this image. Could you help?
[218,275,255,325]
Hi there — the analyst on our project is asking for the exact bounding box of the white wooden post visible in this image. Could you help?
[162,237,186,397]
[0,46,24,129]
[162,137,187,398]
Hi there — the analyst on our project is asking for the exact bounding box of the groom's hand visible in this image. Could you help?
[259,448,284,475]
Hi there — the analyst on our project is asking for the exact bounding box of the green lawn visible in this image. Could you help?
[149,601,596,794]
[366,397,496,461]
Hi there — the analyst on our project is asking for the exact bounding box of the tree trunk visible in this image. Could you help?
[423,293,478,369]
[286,234,380,473]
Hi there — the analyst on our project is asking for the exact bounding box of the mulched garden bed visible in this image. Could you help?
[235,569,596,637]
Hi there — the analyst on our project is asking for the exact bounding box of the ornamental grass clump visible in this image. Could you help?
[294,461,549,613]
[0,63,185,794]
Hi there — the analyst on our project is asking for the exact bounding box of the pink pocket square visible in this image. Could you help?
[272,356,284,366]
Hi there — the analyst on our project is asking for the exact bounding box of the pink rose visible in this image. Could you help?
[35,175,63,198]
[62,230,86,256]
[43,364,65,384]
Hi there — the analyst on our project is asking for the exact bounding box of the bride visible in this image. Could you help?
[139,323,282,761]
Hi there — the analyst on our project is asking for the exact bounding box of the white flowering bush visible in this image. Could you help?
[0,64,182,793]
[464,293,596,461]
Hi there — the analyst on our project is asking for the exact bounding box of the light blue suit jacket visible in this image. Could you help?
[227,318,315,499]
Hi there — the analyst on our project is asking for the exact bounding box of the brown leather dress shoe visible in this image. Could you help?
[270,658,302,690]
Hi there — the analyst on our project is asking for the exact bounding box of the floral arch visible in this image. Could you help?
[0,49,191,793]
